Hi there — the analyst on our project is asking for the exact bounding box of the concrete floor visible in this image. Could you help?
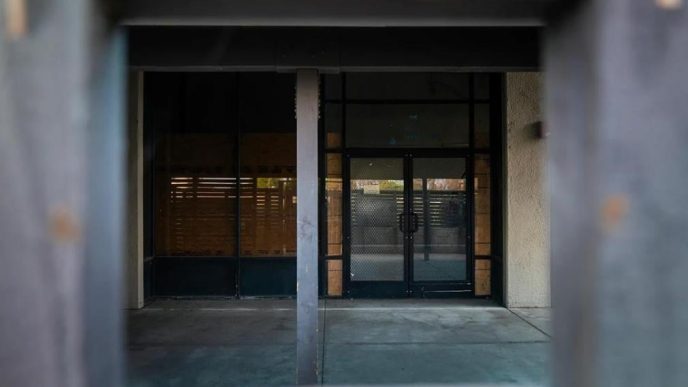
[127,299,551,386]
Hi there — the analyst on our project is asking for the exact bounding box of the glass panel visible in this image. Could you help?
[346,73,469,100]
[412,158,467,282]
[474,73,491,100]
[475,104,491,149]
[325,103,342,149]
[239,73,295,134]
[475,154,491,256]
[346,104,469,148]
[155,135,237,256]
[324,74,342,100]
[326,153,343,256]
[350,158,405,281]
[239,73,297,257]
[153,73,237,257]
[239,135,296,256]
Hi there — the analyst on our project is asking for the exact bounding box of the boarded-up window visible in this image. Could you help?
[151,72,296,258]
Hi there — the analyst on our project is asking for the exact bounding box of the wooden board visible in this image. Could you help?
[327,260,343,296]
[474,259,491,296]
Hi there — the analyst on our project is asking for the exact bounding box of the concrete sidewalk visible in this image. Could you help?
[127,299,550,386]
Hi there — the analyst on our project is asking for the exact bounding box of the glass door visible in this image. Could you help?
[345,155,471,297]
[409,157,470,295]
[347,157,407,297]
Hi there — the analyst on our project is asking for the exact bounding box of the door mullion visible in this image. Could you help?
[405,154,413,295]
[466,154,475,291]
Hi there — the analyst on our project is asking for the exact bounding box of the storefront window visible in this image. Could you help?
[239,133,296,257]
[239,73,296,257]
[151,72,297,258]
[152,73,237,257]
[346,104,469,148]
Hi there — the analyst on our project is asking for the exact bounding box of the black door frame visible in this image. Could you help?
[343,148,474,298]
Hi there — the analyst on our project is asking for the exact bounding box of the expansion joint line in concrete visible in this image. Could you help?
[320,297,328,385]
[507,309,551,338]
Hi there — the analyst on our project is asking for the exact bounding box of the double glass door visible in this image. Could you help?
[346,154,471,297]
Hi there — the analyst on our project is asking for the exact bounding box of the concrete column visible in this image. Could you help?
[83,27,126,387]
[126,71,145,309]
[546,1,688,386]
[296,69,319,384]
[504,73,550,308]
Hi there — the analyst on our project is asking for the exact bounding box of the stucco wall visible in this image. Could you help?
[505,73,550,308]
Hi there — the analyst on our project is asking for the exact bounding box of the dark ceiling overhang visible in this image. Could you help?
[122,0,551,27]
[129,27,541,72]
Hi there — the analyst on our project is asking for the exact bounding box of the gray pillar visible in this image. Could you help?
[296,69,320,385]
[0,1,125,386]
[546,1,688,386]
[83,25,127,387]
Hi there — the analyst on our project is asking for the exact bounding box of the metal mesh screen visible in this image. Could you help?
[412,190,467,281]
[350,190,404,281]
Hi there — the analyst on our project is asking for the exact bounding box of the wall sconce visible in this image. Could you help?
[531,121,547,139]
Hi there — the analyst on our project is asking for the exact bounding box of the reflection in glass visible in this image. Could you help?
[346,73,469,100]
[475,104,491,149]
[152,73,298,259]
[346,104,469,148]
[350,158,405,281]
[324,74,343,100]
[474,73,491,100]
[239,133,296,257]
[239,73,297,257]
[412,158,467,281]
[325,104,342,149]
[155,134,238,256]
[152,73,237,257]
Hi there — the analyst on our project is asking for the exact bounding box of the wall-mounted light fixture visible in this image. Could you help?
[532,121,547,139]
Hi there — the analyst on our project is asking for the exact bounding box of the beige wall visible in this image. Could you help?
[126,71,144,309]
[504,72,550,308]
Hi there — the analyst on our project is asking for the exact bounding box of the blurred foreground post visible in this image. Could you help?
[0,1,125,386]
[546,1,688,386]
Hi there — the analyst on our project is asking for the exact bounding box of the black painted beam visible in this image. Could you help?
[128,27,541,71]
[123,0,550,27]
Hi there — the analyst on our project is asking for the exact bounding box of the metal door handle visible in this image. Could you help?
[411,213,419,233]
